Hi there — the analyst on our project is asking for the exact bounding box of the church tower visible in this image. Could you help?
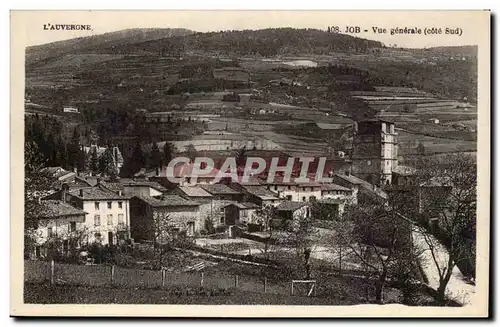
[351,119,398,186]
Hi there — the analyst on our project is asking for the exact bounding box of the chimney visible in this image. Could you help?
[79,189,84,197]
[61,183,69,203]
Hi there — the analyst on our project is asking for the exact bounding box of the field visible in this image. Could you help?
[24,32,478,163]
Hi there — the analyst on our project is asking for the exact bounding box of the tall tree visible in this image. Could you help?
[149,142,162,170]
[235,146,247,168]
[67,128,81,170]
[413,153,476,302]
[336,201,415,303]
[163,142,174,167]
[98,146,117,177]
[129,142,146,175]
[185,143,198,162]
[254,205,278,261]
[89,148,99,175]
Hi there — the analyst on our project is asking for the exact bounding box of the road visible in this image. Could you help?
[412,230,476,306]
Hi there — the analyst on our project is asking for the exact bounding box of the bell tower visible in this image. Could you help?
[351,119,398,186]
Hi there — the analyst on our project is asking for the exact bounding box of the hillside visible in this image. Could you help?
[97,28,384,57]
[26,28,193,66]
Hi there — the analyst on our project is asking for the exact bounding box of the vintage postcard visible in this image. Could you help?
[10,10,490,317]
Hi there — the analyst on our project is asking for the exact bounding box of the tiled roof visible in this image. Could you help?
[276,201,309,212]
[177,186,213,198]
[69,187,129,200]
[99,181,125,192]
[135,195,199,207]
[223,202,260,210]
[334,173,363,185]
[320,183,351,191]
[165,163,220,178]
[201,184,242,195]
[37,200,86,219]
[241,185,280,200]
[75,176,99,187]
[122,180,167,192]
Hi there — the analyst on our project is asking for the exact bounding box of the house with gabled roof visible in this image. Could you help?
[229,183,281,207]
[27,199,87,258]
[222,202,260,226]
[129,194,200,241]
[44,185,131,245]
[275,201,312,223]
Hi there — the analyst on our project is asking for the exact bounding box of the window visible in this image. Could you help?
[69,222,76,233]
[220,216,225,224]
[107,202,112,209]
[302,187,306,191]
[118,214,124,225]
[367,160,372,166]
[274,185,278,191]
[302,196,306,202]
[107,214,113,225]
[94,214,101,226]
[309,196,316,201]
[287,185,291,190]
[381,123,387,133]
[47,227,53,238]
[94,202,100,210]
[118,201,123,209]
[390,124,395,134]
[286,195,292,200]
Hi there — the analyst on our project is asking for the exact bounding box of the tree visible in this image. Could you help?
[149,211,174,269]
[148,142,162,170]
[24,141,53,258]
[67,128,81,170]
[254,205,278,261]
[417,142,426,156]
[98,146,117,178]
[24,141,52,220]
[337,202,414,303]
[413,153,476,302]
[282,208,316,280]
[89,148,99,175]
[185,143,198,162]
[163,142,174,167]
[129,142,146,175]
[234,146,247,168]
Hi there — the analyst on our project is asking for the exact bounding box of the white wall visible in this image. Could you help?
[82,199,130,245]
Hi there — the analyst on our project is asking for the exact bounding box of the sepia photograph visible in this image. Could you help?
[10,10,490,317]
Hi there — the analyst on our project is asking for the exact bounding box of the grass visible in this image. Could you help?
[24,282,360,305]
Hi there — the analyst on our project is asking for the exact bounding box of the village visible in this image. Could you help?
[24,116,476,306]
[19,24,480,307]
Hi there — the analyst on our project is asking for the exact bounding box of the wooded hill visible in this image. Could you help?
[27,28,384,61]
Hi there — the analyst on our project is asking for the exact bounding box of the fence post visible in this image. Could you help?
[200,272,204,287]
[291,281,294,295]
[110,265,115,286]
[263,277,267,293]
[50,260,55,286]
[234,275,239,288]
[161,268,166,288]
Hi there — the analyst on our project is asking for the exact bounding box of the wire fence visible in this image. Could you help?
[24,260,294,296]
